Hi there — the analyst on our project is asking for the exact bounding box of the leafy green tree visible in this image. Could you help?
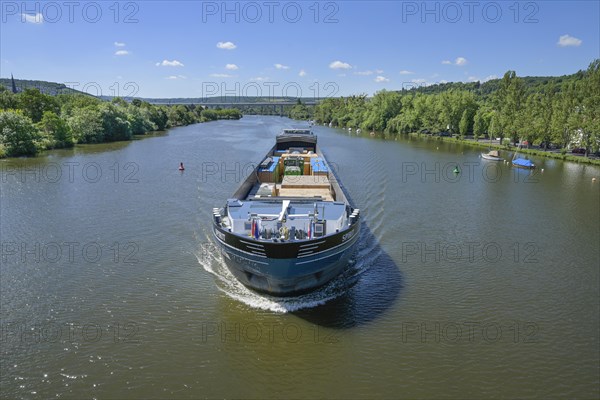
[57,93,101,116]
[17,88,60,123]
[289,101,311,120]
[459,109,471,138]
[0,85,18,110]
[99,103,132,141]
[144,104,169,130]
[580,60,600,153]
[473,107,491,141]
[127,105,156,135]
[0,110,40,156]
[496,71,525,143]
[37,111,73,148]
[169,105,196,126]
[361,90,402,132]
[200,109,218,122]
[525,90,554,149]
[550,82,578,149]
[218,108,242,119]
[67,106,104,143]
[416,94,442,132]
[489,112,503,143]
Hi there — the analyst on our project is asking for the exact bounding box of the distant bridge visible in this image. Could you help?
[148,100,319,115]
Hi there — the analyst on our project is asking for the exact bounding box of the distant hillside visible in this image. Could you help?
[0,78,92,96]
[2,70,587,103]
[406,71,585,97]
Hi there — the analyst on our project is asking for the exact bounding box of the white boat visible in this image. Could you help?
[481,150,504,161]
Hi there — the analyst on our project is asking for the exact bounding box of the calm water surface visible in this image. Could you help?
[1,116,598,399]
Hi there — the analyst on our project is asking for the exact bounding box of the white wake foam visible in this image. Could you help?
[194,224,377,313]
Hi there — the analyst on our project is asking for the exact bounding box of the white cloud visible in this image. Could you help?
[557,34,582,47]
[274,63,290,70]
[225,64,239,70]
[329,60,352,70]
[467,74,498,83]
[115,50,130,56]
[156,60,184,67]
[299,69,307,77]
[217,41,237,50]
[439,80,448,84]
[22,13,43,24]
[251,77,270,81]
[375,69,384,74]
[399,70,414,75]
[411,78,427,84]
[442,57,468,66]
[114,42,126,47]
[166,75,187,80]
[455,57,467,66]
[210,73,233,78]
[375,76,389,83]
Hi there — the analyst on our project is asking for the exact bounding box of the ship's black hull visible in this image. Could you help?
[213,222,359,296]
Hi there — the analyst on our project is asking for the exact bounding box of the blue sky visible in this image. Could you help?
[1,1,598,98]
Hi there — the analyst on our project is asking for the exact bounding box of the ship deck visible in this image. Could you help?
[223,198,350,241]
[215,128,359,241]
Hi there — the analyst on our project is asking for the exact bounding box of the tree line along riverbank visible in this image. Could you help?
[288,60,599,165]
[0,86,241,158]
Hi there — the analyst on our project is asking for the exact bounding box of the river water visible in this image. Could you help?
[1,116,598,399]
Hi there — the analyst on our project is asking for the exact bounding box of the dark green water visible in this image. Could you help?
[1,116,598,399]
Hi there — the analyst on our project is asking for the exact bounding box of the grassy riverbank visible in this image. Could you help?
[408,133,600,166]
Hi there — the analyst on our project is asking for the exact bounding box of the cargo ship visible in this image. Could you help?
[212,128,360,296]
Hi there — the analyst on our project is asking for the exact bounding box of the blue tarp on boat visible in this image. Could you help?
[513,158,535,168]
[311,158,329,173]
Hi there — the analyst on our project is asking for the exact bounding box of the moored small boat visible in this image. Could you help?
[511,139,536,169]
[512,158,536,169]
[481,150,504,161]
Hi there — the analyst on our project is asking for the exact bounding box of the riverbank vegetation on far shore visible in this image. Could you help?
[0,87,241,158]
[301,60,599,164]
